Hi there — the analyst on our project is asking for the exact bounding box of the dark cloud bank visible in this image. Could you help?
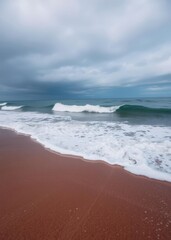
[0,0,171,100]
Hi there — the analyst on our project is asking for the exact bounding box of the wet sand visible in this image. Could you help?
[0,128,171,240]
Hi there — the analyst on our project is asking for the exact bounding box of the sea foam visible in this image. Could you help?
[0,110,171,182]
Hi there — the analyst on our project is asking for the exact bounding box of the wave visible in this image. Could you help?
[1,102,170,116]
[116,104,171,115]
[52,103,121,113]
[0,102,7,106]
[1,105,23,111]
[52,103,171,116]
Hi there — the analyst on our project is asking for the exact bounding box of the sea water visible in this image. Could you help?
[0,98,171,182]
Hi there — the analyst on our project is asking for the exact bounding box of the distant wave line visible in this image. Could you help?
[1,105,23,111]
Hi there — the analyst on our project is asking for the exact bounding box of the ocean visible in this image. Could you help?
[0,98,171,182]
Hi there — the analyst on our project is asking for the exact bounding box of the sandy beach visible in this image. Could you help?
[0,128,171,240]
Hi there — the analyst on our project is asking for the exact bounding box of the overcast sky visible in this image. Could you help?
[0,0,171,100]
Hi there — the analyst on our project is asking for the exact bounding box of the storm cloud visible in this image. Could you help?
[0,0,171,99]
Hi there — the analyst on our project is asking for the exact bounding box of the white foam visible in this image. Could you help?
[0,102,7,106]
[1,105,23,111]
[52,103,120,113]
[0,110,171,182]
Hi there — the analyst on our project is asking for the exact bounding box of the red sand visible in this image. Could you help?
[0,128,171,240]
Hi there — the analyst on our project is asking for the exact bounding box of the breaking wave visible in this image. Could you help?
[52,103,121,113]
[52,103,171,116]
[0,102,7,106]
[1,105,23,111]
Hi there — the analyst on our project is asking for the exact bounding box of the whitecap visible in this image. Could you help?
[0,102,7,106]
[1,105,23,111]
[52,103,120,113]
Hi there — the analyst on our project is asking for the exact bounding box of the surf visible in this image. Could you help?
[52,103,121,113]
[1,105,23,111]
[0,102,7,106]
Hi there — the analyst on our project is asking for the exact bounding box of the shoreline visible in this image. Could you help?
[0,126,170,183]
[0,128,171,239]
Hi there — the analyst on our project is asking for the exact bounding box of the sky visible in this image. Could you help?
[0,0,171,100]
